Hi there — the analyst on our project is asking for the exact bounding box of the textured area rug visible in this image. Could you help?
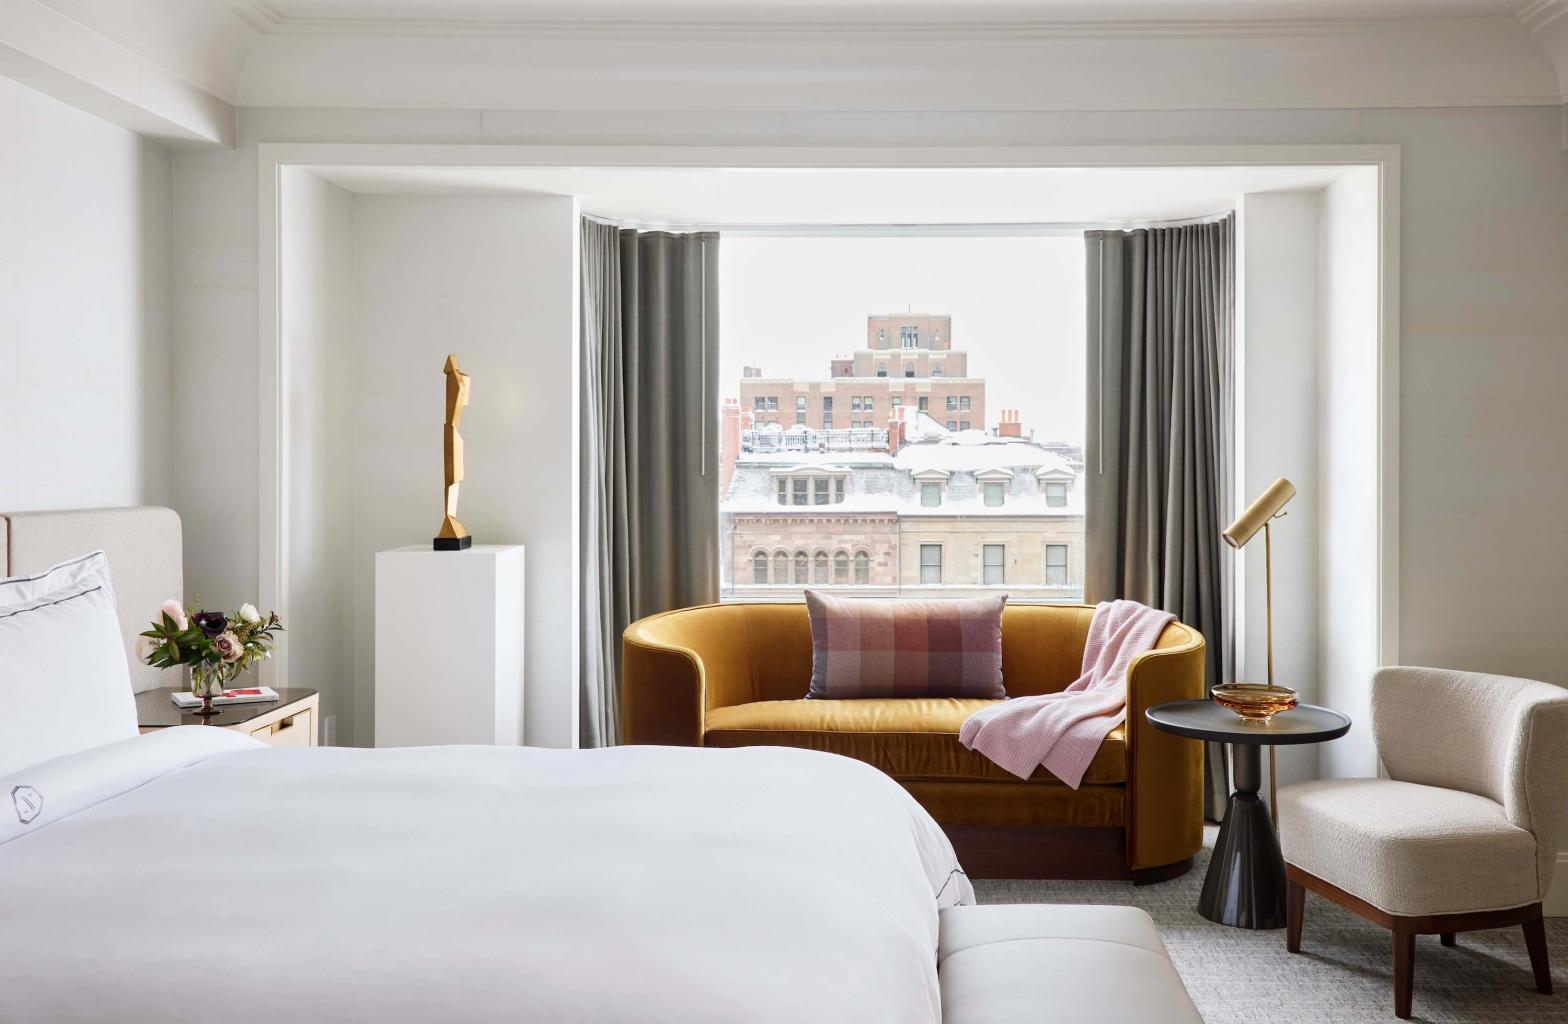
[972,828,1568,1023]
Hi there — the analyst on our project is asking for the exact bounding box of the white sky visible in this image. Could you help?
[719,234,1086,443]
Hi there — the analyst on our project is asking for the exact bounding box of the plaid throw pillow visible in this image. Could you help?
[805,591,1007,699]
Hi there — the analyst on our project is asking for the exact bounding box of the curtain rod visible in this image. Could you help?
[584,211,1232,236]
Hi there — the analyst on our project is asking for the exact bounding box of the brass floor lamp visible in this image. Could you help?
[1216,477,1298,829]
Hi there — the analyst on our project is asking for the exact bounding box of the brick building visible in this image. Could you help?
[738,313,985,434]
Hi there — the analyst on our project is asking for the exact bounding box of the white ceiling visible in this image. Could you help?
[261,0,1528,22]
[308,163,1358,225]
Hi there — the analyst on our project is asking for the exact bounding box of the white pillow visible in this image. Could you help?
[0,552,138,776]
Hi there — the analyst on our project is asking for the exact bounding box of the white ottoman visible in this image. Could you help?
[939,904,1202,1024]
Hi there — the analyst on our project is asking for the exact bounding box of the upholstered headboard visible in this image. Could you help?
[1,507,183,694]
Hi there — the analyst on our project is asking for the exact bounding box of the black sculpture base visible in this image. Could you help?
[433,535,472,551]
[1199,743,1287,929]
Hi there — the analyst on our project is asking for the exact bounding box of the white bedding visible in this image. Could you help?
[0,729,972,1024]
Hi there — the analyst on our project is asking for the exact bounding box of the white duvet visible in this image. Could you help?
[0,728,972,1024]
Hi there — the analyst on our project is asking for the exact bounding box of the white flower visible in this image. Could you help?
[134,635,161,665]
[159,599,188,631]
[238,603,261,624]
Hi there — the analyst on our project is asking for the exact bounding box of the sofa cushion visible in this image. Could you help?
[703,698,1126,785]
[938,904,1202,1024]
[805,591,1007,699]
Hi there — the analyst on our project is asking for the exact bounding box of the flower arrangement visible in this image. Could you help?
[138,600,284,712]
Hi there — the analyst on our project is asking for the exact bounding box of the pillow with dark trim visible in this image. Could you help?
[805,590,1007,699]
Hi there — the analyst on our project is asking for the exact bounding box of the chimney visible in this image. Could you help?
[888,411,905,455]
[997,409,1023,438]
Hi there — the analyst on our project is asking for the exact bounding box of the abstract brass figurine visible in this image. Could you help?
[434,354,472,551]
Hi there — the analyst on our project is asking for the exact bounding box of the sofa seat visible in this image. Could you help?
[703,698,1127,786]
[939,904,1202,1023]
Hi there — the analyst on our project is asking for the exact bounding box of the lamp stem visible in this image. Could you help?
[1264,519,1278,832]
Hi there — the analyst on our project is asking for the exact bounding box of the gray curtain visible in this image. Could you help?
[580,220,720,748]
[1084,217,1235,820]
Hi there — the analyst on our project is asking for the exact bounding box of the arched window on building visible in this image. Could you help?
[813,551,829,584]
[752,551,769,584]
[793,551,809,584]
[833,551,849,584]
[854,550,870,585]
[773,551,789,582]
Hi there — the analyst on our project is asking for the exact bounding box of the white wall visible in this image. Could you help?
[0,76,172,515]
[1237,190,1322,788]
[280,168,357,745]
[349,194,579,748]
[1316,168,1383,781]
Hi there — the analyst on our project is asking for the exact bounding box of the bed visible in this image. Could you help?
[0,507,970,1024]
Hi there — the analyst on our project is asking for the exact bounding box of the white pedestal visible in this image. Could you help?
[374,544,525,747]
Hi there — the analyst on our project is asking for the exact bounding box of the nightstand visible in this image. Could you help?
[135,687,319,748]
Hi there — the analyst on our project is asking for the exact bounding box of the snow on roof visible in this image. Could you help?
[894,435,1074,476]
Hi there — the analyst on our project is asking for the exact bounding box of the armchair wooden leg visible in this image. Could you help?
[1285,875,1305,954]
[1523,909,1553,995]
[1439,932,1456,947]
[1393,921,1416,1020]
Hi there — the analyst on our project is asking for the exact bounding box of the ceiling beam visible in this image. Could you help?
[0,0,235,146]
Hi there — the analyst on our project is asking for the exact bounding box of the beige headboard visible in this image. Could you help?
[1,506,183,694]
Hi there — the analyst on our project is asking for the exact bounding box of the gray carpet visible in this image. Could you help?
[972,828,1568,1023]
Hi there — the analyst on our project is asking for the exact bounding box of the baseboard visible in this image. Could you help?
[1547,855,1568,918]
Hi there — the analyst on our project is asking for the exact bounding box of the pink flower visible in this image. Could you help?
[213,631,244,664]
[159,599,188,631]
[134,635,161,665]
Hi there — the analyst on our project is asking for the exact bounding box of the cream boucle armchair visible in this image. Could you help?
[1279,666,1568,1019]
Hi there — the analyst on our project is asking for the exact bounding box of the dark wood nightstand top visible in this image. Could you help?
[135,687,320,729]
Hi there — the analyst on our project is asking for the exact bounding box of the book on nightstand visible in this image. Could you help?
[170,686,281,709]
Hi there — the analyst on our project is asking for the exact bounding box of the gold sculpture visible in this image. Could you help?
[434,354,472,550]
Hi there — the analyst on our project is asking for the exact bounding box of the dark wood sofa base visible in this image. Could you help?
[1286,863,1553,1020]
[943,824,1193,883]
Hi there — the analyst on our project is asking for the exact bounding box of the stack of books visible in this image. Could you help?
[170,686,281,709]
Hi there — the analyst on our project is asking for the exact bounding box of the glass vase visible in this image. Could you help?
[189,662,233,717]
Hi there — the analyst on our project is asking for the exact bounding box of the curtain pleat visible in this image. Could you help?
[1085,217,1235,821]
[580,221,720,748]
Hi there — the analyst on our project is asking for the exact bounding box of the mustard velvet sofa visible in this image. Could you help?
[622,602,1206,879]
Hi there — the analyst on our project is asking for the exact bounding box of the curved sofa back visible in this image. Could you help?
[625,601,1200,711]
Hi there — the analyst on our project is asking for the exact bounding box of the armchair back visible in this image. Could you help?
[1372,665,1568,895]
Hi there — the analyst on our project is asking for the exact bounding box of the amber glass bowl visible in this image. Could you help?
[1211,683,1298,721]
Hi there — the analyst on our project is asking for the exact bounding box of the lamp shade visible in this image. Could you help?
[1223,478,1296,549]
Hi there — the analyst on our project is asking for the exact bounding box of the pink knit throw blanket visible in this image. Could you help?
[959,600,1175,788]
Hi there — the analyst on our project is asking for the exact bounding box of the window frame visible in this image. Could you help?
[983,543,1006,585]
[919,544,942,584]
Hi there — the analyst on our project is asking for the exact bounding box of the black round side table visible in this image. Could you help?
[1146,699,1351,930]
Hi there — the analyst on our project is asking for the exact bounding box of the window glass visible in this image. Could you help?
[983,544,1005,585]
[718,237,1086,605]
[1045,544,1069,585]
[919,544,942,584]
